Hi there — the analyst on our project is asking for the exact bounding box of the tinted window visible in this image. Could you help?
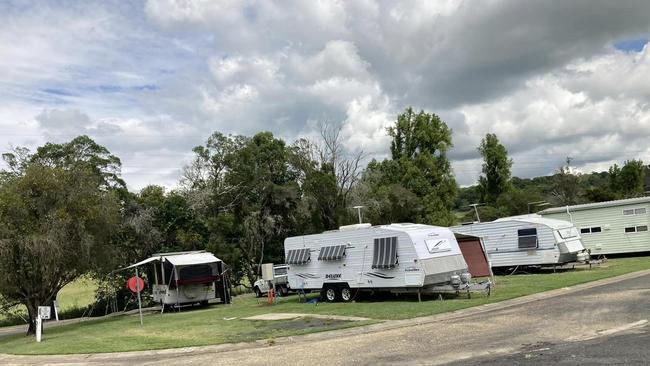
[637,225,648,232]
[625,227,636,233]
[591,227,602,233]
[518,228,537,237]
[580,228,590,234]
[635,208,647,215]
[623,209,634,215]
[518,228,538,249]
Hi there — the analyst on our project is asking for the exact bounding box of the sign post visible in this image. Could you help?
[135,268,143,326]
[53,300,60,322]
[36,306,51,342]
[128,269,144,326]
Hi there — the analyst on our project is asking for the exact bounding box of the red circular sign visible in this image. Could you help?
[127,276,145,293]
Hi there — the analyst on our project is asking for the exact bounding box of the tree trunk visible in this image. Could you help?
[25,302,38,336]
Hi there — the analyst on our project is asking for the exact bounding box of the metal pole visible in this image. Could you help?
[135,267,143,326]
[473,205,481,223]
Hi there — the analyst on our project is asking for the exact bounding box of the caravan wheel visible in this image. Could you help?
[324,287,338,302]
[340,287,352,302]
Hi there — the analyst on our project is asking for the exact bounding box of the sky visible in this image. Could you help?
[1,0,650,190]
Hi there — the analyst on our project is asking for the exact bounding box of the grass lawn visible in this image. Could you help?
[1,256,649,355]
[0,277,98,326]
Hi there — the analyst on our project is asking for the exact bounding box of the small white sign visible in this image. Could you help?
[38,306,51,320]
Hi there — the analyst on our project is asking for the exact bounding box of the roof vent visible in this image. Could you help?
[339,223,372,231]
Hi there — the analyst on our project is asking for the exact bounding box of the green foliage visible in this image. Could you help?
[364,107,458,226]
[612,160,645,198]
[0,139,122,334]
[477,133,512,205]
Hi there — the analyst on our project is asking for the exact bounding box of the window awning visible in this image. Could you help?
[286,248,311,264]
[318,244,346,261]
[372,237,398,269]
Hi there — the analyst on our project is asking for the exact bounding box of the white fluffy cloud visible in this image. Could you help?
[2,0,650,189]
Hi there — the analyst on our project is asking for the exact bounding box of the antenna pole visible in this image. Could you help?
[352,206,365,224]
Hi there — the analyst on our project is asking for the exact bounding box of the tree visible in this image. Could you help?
[183,132,304,288]
[0,141,122,335]
[477,133,512,205]
[551,157,581,205]
[618,160,645,198]
[368,107,457,225]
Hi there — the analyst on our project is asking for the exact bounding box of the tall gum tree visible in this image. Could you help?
[0,137,122,335]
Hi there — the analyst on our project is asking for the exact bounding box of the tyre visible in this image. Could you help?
[322,286,338,302]
[340,287,352,302]
[254,286,263,298]
[279,285,289,296]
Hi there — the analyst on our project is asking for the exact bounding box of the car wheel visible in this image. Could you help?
[340,287,352,302]
[324,286,338,302]
[254,287,263,298]
[280,286,289,296]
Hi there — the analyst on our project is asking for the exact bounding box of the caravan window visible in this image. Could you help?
[372,237,398,269]
[517,228,538,249]
[425,239,452,253]
[624,225,647,233]
[623,208,646,216]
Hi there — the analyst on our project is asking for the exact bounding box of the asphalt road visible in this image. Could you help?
[3,272,650,365]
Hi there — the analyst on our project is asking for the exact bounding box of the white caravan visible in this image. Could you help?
[284,223,490,302]
[451,215,585,268]
[126,251,230,307]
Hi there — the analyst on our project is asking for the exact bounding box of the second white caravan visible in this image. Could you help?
[451,215,585,268]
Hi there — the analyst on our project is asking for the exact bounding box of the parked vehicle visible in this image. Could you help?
[451,215,586,268]
[284,223,490,302]
[126,250,230,307]
[253,264,291,297]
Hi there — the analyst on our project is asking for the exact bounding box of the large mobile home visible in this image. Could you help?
[451,215,585,268]
[539,197,650,255]
[284,223,490,302]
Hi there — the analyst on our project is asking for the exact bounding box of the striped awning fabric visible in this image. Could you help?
[286,248,311,264]
[318,244,346,261]
[372,237,398,269]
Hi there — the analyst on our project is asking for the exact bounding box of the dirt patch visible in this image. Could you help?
[266,318,350,331]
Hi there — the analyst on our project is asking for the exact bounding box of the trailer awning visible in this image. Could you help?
[372,237,398,269]
[165,252,221,266]
[124,256,161,269]
[318,244,346,261]
[286,248,311,264]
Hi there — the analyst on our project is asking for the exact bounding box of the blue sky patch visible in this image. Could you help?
[614,38,648,52]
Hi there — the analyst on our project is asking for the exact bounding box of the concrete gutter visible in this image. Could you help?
[2,268,650,363]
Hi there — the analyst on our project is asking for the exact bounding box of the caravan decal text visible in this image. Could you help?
[325,273,342,279]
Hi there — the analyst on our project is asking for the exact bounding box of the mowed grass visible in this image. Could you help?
[1,256,650,355]
[0,277,98,325]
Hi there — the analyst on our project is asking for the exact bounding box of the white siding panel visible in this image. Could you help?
[541,202,650,255]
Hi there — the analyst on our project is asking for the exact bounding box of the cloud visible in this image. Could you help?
[3,0,650,189]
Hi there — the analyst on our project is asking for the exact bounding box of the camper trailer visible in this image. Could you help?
[126,251,230,307]
[451,215,585,268]
[284,223,490,302]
